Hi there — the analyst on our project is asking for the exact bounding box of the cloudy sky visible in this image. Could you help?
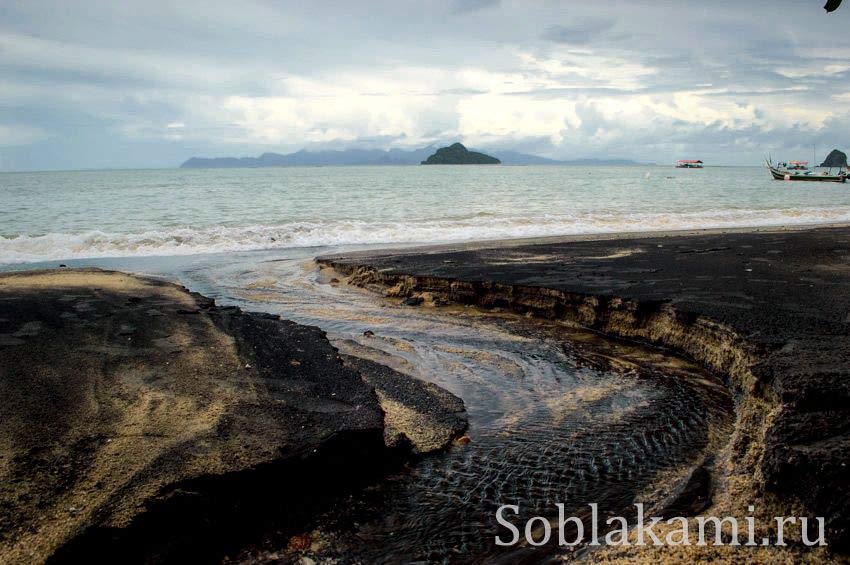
[1,0,849,170]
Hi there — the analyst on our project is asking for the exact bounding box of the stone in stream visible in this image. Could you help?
[342,355,468,455]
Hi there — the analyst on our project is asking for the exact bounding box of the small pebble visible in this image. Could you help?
[401,296,424,307]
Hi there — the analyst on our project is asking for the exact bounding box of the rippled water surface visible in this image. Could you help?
[3,247,732,562]
[4,165,850,263]
[157,249,731,563]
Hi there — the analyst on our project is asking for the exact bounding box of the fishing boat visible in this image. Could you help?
[766,158,847,182]
[676,159,703,169]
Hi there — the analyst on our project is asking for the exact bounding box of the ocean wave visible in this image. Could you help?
[3,208,850,264]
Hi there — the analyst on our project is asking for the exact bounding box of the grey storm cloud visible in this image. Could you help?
[451,0,501,14]
[541,19,615,45]
[0,0,849,170]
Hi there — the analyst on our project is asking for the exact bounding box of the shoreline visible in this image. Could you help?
[5,221,850,270]
[319,219,850,260]
[320,224,850,559]
[3,223,850,561]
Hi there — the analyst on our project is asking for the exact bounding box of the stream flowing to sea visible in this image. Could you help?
[0,164,821,561]
[5,247,733,562]
[210,253,733,563]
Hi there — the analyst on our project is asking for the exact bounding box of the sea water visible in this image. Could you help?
[2,165,850,264]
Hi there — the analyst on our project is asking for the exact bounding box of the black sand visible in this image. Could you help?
[320,225,850,550]
[0,269,465,563]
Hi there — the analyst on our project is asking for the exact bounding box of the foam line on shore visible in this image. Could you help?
[4,210,850,264]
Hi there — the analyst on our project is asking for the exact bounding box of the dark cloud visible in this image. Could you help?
[541,19,615,45]
[503,86,647,98]
[451,0,500,14]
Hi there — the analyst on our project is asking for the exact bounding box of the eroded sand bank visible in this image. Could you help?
[0,269,465,563]
[320,225,850,561]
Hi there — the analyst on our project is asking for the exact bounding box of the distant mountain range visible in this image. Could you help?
[180,146,646,168]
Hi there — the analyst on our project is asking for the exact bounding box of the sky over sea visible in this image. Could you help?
[1,0,849,170]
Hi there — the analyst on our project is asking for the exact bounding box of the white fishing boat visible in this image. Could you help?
[766,158,847,183]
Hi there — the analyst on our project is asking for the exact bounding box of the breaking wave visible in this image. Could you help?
[3,207,850,264]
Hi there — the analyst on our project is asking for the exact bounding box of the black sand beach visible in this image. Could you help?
[2,225,850,562]
[0,270,465,563]
[320,225,850,559]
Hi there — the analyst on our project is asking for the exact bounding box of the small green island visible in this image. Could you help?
[420,143,501,165]
[820,149,848,168]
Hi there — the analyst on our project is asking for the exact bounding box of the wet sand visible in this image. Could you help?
[320,224,850,559]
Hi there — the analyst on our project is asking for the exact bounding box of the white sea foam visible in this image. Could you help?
[3,207,850,264]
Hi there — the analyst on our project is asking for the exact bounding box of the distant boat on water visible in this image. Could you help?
[766,158,847,183]
[676,159,703,169]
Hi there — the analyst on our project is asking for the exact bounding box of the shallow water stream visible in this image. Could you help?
[8,248,732,563]
[166,250,733,563]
